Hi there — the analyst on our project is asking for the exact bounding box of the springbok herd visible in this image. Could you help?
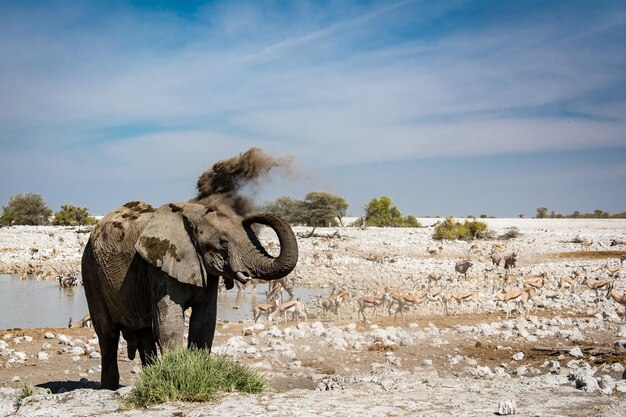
[244,253,626,324]
[243,219,626,325]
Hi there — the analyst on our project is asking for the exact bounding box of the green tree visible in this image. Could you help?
[53,205,98,226]
[301,191,349,227]
[1,193,52,225]
[260,196,306,225]
[363,196,420,227]
[535,207,548,218]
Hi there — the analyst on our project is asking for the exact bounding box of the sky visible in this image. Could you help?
[1,0,625,218]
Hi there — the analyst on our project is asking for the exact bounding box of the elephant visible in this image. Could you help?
[81,200,298,390]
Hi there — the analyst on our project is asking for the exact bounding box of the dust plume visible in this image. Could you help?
[193,147,294,216]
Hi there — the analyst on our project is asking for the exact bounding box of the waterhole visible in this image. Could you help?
[0,274,324,329]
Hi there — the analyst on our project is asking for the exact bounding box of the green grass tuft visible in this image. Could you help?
[126,348,267,407]
[15,382,34,407]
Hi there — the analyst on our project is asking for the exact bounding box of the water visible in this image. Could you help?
[0,274,89,329]
[0,274,326,329]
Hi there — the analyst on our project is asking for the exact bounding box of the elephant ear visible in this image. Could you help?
[90,201,156,292]
[135,203,208,287]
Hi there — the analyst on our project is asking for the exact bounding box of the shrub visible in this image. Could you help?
[364,196,421,227]
[499,227,520,240]
[127,348,267,407]
[433,218,489,240]
[1,193,52,225]
[53,205,98,226]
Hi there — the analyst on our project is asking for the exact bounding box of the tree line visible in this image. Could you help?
[0,193,98,226]
[1,191,419,228]
[260,192,420,227]
[535,207,626,219]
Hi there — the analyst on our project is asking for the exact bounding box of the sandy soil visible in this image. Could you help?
[1,219,626,416]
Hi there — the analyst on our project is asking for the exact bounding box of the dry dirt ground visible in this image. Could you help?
[1,219,626,416]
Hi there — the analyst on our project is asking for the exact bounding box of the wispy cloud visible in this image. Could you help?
[1,1,625,213]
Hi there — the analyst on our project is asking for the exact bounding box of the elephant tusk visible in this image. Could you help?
[235,271,251,284]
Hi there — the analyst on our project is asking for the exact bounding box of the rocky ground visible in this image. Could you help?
[1,219,626,416]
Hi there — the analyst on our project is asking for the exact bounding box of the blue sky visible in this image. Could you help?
[1,0,625,217]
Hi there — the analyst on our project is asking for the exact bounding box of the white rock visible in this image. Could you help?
[44,332,55,339]
[37,351,49,361]
[512,352,524,361]
[89,351,101,359]
[497,400,516,415]
[58,335,72,346]
[569,347,584,358]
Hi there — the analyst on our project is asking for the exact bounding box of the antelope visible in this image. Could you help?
[428,288,454,315]
[495,290,533,319]
[451,290,480,313]
[394,291,428,320]
[253,298,279,323]
[581,277,613,299]
[312,252,321,266]
[608,288,626,321]
[268,299,307,323]
[427,273,443,288]
[267,276,294,302]
[329,288,352,313]
[455,259,473,278]
[557,276,578,294]
[522,272,547,291]
[318,296,337,317]
[357,291,388,322]
[68,313,92,328]
[427,244,443,256]
[503,249,518,273]
[325,251,334,267]
[490,250,503,269]
[602,255,626,277]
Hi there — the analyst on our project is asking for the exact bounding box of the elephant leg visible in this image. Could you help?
[188,279,219,350]
[151,273,186,351]
[137,327,158,366]
[153,294,185,350]
[99,332,121,390]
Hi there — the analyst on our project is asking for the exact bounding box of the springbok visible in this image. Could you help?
[608,288,626,321]
[581,277,613,299]
[268,299,308,323]
[357,291,388,322]
[495,289,533,319]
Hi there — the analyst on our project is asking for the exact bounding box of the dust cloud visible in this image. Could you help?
[192,147,294,216]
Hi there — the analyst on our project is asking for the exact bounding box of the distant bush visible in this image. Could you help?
[433,218,490,240]
[360,196,421,227]
[499,227,520,240]
[53,205,98,226]
[1,193,52,225]
[127,348,266,407]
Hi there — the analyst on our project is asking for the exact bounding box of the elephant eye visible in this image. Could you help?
[219,236,228,250]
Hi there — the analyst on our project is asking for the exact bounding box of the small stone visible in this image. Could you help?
[58,335,72,346]
[131,366,141,374]
[11,376,20,383]
[422,359,433,367]
[497,400,516,415]
[569,346,584,358]
[512,352,524,361]
[44,332,55,339]
[37,351,49,361]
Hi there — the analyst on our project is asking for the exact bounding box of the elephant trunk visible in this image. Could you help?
[240,213,298,281]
